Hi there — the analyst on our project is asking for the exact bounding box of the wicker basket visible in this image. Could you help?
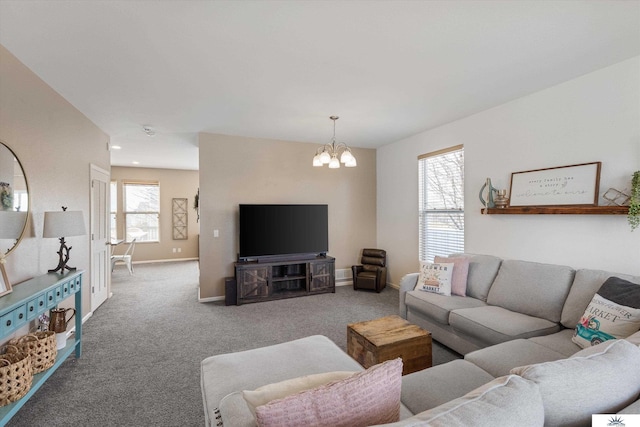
[0,345,33,407]
[9,331,57,374]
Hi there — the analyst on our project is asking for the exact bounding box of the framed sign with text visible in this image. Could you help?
[509,162,601,207]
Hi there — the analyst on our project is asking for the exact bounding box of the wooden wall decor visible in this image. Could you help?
[172,198,188,240]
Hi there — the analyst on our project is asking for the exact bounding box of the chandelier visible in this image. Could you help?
[312,116,357,168]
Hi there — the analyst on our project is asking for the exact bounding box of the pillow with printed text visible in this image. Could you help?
[415,262,455,296]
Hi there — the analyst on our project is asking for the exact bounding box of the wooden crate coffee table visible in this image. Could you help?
[347,315,432,375]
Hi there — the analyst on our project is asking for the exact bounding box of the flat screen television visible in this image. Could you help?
[238,204,328,261]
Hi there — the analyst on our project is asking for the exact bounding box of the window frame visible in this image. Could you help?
[122,180,160,243]
[418,144,464,262]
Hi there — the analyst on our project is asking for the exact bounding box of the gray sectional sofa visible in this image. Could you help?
[201,254,640,426]
[399,254,640,361]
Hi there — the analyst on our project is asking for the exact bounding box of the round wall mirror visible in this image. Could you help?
[0,141,30,256]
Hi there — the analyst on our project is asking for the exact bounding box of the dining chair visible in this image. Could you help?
[111,238,136,275]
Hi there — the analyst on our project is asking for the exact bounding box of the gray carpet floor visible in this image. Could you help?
[7,261,460,426]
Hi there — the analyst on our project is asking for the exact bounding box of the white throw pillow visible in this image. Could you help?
[242,371,356,415]
[415,262,454,296]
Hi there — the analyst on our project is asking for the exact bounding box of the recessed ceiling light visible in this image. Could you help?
[132,161,140,165]
[111,145,122,150]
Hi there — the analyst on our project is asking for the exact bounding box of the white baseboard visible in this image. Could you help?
[133,257,199,265]
[67,311,94,338]
[198,287,225,303]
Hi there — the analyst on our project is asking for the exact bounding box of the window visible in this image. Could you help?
[123,181,160,242]
[418,145,464,262]
[110,181,117,239]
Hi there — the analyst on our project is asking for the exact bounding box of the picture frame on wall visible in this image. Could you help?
[0,263,13,297]
[509,162,601,207]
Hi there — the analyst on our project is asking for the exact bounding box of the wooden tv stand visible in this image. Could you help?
[234,256,335,305]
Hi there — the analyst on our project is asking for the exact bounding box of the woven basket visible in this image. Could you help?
[9,331,57,374]
[0,345,33,407]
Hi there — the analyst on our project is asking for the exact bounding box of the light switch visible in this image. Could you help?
[214,229,219,238]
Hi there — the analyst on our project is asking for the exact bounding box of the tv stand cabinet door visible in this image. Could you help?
[236,265,270,304]
[309,259,335,293]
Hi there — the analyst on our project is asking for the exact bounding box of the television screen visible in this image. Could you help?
[239,204,328,260]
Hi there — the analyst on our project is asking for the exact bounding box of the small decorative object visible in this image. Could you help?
[602,188,631,207]
[37,313,50,331]
[479,178,498,209]
[494,189,509,208]
[629,171,640,231]
[509,162,601,207]
[49,308,76,350]
[43,206,86,273]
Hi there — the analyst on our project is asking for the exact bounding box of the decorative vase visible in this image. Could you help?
[479,178,498,208]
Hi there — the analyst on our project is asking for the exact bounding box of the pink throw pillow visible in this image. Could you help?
[435,256,470,296]
[255,358,403,427]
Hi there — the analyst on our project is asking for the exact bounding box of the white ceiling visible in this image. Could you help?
[1,1,639,171]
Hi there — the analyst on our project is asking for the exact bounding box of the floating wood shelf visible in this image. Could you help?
[481,206,629,215]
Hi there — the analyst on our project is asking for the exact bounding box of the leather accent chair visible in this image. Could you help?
[352,249,387,293]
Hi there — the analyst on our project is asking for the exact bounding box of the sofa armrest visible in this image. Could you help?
[399,273,419,318]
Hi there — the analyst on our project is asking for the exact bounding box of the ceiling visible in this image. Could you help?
[1,1,639,171]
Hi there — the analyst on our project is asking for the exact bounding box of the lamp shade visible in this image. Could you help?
[43,211,86,238]
[0,211,27,239]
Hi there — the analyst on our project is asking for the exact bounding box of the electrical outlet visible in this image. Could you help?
[177,248,182,253]
[172,248,176,253]
[214,229,219,238]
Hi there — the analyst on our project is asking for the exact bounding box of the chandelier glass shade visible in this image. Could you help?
[313,116,357,168]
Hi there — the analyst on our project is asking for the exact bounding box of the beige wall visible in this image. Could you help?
[378,57,640,284]
[0,45,110,321]
[198,133,376,299]
[110,166,200,261]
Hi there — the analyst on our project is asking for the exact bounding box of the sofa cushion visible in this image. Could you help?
[511,339,640,427]
[465,339,567,377]
[528,329,581,357]
[254,358,403,427]
[416,262,454,296]
[201,335,363,426]
[400,359,495,414]
[572,276,640,348]
[451,254,502,302]
[219,392,259,427]
[487,259,574,323]
[561,269,640,329]
[449,306,560,346]
[435,256,470,296]
[375,375,544,427]
[404,291,487,325]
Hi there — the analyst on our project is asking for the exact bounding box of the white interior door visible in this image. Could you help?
[90,164,110,311]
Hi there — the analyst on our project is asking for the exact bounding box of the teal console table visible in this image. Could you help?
[0,270,82,424]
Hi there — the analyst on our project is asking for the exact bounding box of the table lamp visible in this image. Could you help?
[43,207,86,274]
